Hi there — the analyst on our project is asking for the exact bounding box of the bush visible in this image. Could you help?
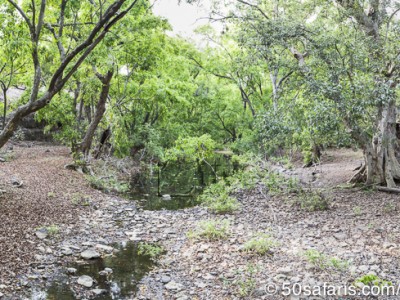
[199,179,239,214]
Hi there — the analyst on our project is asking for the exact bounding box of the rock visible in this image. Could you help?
[0,157,5,163]
[77,275,94,288]
[164,281,184,291]
[194,281,207,288]
[67,268,77,275]
[277,267,292,275]
[92,289,107,295]
[162,194,172,201]
[62,248,73,256]
[0,292,3,298]
[95,244,114,253]
[99,268,113,276]
[161,276,171,283]
[333,233,347,240]
[35,229,48,240]
[359,265,369,272]
[253,288,266,296]
[11,177,23,188]
[81,249,100,259]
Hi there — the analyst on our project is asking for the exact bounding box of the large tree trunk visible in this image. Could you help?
[79,70,113,156]
[350,100,400,187]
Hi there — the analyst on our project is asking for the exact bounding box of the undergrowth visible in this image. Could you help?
[199,154,299,214]
[137,242,164,260]
[243,233,279,256]
[304,249,349,272]
[187,219,230,241]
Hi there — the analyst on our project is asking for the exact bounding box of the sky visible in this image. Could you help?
[152,0,214,39]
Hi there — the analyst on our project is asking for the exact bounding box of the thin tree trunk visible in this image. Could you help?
[2,88,7,129]
[0,0,138,149]
[79,70,113,155]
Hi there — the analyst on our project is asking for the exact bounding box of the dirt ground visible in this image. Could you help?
[1,144,400,300]
[0,143,104,288]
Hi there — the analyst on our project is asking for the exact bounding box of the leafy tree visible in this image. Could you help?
[215,0,400,186]
[0,0,143,148]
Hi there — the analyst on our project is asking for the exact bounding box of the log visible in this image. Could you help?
[377,186,400,194]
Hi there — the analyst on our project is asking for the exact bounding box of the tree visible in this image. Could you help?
[0,0,141,149]
[217,0,400,186]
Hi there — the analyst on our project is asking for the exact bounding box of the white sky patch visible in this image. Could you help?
[152,0,217,42]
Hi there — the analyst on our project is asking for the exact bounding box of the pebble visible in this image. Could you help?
[35,230,48,240]
[161,276,171,283]
[77,275,94,288]
[359,265,369,272]
[164,281,184,291]
[92,289,107,295]
[67,268,77,275]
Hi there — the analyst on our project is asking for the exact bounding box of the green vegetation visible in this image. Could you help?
[243,233,278,256]
[233,264,260,297]
[355,274,392,288]
[291,190,330,212]
[0,0,399,189]
[187,219,230,241]
[87,175,129,194]
[353,206,362,216]
[137,243,164,260]
[199,154,298,214]
[70,193,91,207]
[383,202,396,214]
[304,249,349,272]
[37,225,60,237]
[47,192,56,198]
[198,179,240,214]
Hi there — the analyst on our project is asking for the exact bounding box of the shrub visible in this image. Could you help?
[243,233,278,255]
[188,219,230,241]
[355,274,392,288]
[304,249,349,272]
[292,190,330,211]
[137,243,164,260]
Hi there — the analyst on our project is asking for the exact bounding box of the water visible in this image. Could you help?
[42,242,155,300]
[131,156,234,210]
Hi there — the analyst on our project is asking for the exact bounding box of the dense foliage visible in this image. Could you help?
[1,0,400,186]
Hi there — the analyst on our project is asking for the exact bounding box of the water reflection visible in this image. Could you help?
[131,156,234,210]
[43,242,155,299]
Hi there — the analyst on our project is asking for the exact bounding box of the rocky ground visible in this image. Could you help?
[1,145,400,299]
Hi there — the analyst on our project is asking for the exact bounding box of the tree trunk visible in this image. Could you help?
[351,100,400,187]
[79,70,113,156]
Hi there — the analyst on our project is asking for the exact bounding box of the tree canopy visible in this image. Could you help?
[1,0,400,187]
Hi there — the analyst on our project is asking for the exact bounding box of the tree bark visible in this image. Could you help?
[336,1,400,187]
[360,100,400,187]
[79,70,113,156]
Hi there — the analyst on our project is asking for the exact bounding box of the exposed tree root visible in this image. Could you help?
[376,186,400,194]
[348,164,366,184]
